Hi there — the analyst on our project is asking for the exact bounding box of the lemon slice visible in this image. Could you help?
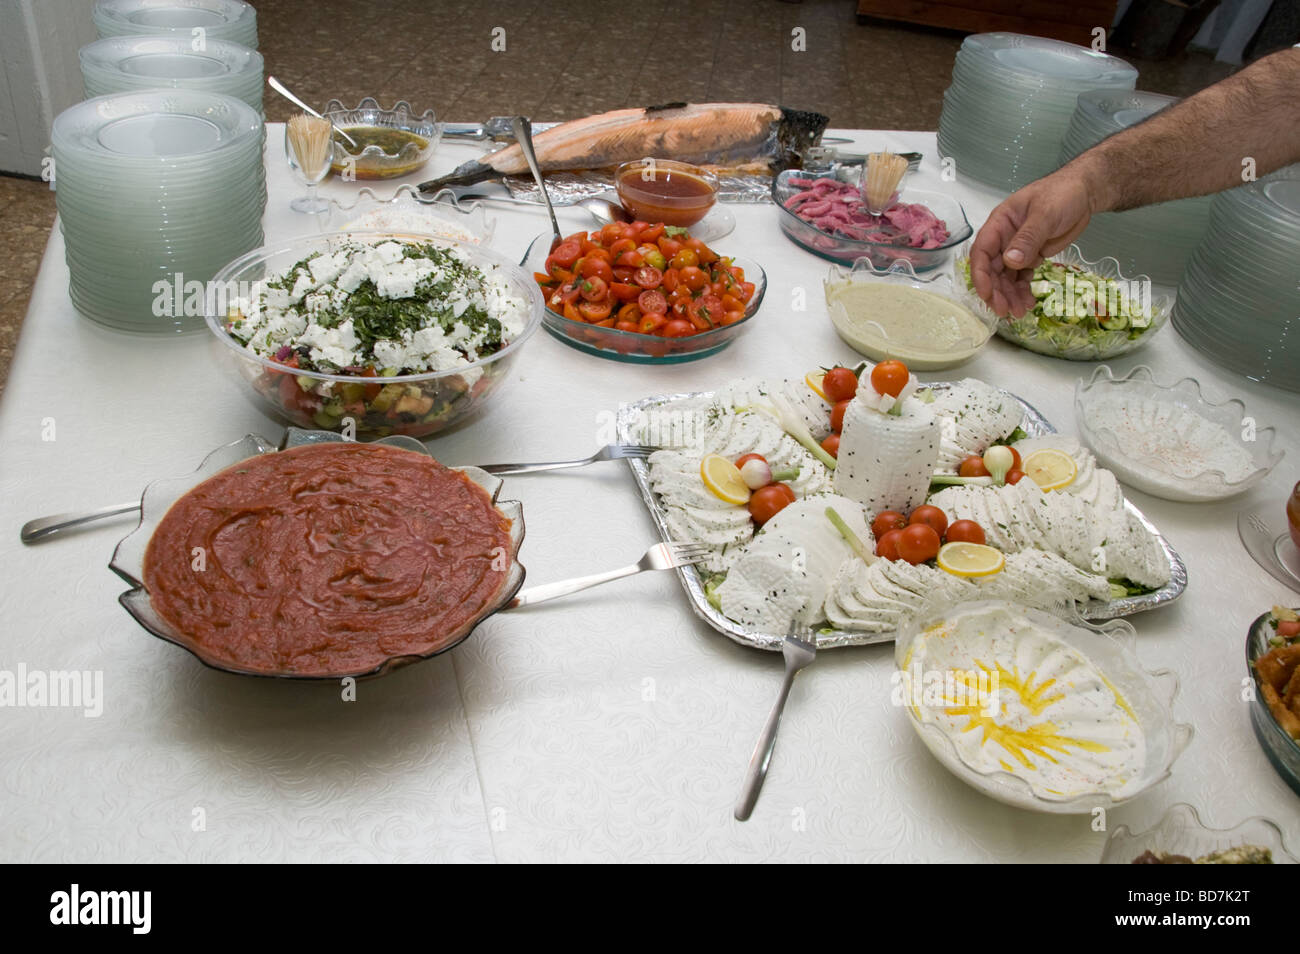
[1022,448,1078,491]
[805,370,828,401]
[700,454,750,504]
[937,542,1005,578]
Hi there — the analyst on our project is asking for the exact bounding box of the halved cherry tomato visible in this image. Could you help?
[559,281,582,303]
[579,276,607,302]
[599,223,624,245]
[685,237,718,265]
[617,302,641,323]
[670,248,699,269]
[638,312,667,334]
[639,222,665,242]
[579,257,613,283]
[562,302,582,322]
[662,318,695,338]
[638,289,668,314]
[549,241,580,268]
[657,236,683,257]
[608,237,636,258]
[579,300,612,322]
[679,266,709,291]
[615,251,644,268]
[633,266,663,288]
[1005,469,1026,485]
[720,310,745,325]
[1278,619,1300,638]
[610,282,640,301]
[614,320,639,333]
[661,268,680,293]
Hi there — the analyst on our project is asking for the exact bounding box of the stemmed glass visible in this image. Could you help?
[284,118,332,214]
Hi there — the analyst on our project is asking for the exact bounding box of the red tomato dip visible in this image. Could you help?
[143,442,513,676]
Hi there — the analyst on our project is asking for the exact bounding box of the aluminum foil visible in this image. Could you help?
[499,170,777,204]
[616,386,1189,652]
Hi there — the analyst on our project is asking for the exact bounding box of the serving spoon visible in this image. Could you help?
[267,75,358,148]
[510,115,563,252]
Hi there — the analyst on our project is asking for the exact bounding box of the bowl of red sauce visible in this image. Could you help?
[110,430,526,680]
[615,158,718,228]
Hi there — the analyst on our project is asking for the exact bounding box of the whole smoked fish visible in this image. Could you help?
[419,102,829,190]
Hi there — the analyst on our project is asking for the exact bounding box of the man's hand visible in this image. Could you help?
[969,166,1095,317]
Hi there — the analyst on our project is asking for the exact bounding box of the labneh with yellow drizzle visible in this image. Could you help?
[905,603,1145,800]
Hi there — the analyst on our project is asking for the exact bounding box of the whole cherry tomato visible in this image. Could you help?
[908,505,948,537]
[821,433,840,458]
[944,519,986,545]
[1004,469,1026,485]
[875,528,904,561]
[822,367,858,403]
[871,510,907,539]
[830,399,851,433]
[870,360,909,397]
[958,455,991,478]
[749,483,796,525]
[897,524,941,565]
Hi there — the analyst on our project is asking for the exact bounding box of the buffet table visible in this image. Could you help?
[2,127,1295,863]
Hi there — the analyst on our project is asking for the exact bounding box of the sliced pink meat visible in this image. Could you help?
[782,175,950,248]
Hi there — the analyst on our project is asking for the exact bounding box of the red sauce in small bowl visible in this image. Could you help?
[616,158,718,227]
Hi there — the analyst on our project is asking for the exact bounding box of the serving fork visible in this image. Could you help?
[734,626,819,821]
[507,541,708,608]
[19,443,657,544]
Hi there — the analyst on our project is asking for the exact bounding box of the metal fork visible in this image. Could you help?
[734,626,819,821]
[508,541,708,608]
[480,443,656,475]
[19,444,659,544]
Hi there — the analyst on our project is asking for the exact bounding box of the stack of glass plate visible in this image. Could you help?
[51,90,266,334]
[937,33,1137,191]
[80,36,263,114]
[1059,90,1211,285]
[93,0,258,50]
[1173,163,1300,392]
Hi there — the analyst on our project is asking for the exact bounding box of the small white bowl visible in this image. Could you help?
[1100,803,1297,863]
[1075,365,1284,502]
[894,599,1192,814]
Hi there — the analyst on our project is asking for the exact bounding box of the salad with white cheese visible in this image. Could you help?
[221,238,531,437]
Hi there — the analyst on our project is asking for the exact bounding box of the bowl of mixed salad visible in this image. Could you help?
[956,243,1173,360]
[206,230,543,439]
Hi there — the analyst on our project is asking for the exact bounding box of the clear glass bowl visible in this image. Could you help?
[1245,609,1300,797]
[109,429,525,680]
[205,230,543,439]
[519,232,766,364]
[772,167,971,271]
[955,241,1174,360]
[1075,365,1284,502]
[317,184,496,245]
[1101,803,1297,863]
[324,97,440,180]
[615,158,718,228]
[822,256,997,370]
[894,599,1192,814]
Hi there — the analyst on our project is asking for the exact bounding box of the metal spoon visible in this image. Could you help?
[510,115,562,252]
[267,75,358,147]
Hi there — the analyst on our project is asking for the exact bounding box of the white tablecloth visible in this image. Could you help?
[2,128,1296,863]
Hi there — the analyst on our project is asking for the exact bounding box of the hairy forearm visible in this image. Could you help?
[1065,47,1300,213]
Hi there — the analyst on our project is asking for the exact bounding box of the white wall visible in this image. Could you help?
[0,0,98,176]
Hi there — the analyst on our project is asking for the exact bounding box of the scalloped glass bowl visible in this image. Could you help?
[205,231,543,440]
[1245,609,1300,796]
[519,232,766,364]
[109,429,525,680]
[954,241,1173,360]
[823,257,997,370]
[317,184,496,245]
[772,168,972,271]
[324,98,440,179]
[894,599,1192,814]
[1074,366,1283,502]
[1101,803,1297,863]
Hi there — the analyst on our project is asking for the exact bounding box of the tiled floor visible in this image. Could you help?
[0,0,1242,392]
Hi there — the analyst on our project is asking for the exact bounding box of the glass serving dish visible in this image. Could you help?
[1101,803,1298,863]
[1074,365,1284,502]
[1245,609,1300,797]
[109,429,525,680]
[954,241,1174,360]
[324,97,440,179]
[615,157,718,228]
[316,184,496,245]
[894,599,1192,814]
[205,230,543,439]
[772,167,971,270]
[519,232,766,364]
[822,256,997,370]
